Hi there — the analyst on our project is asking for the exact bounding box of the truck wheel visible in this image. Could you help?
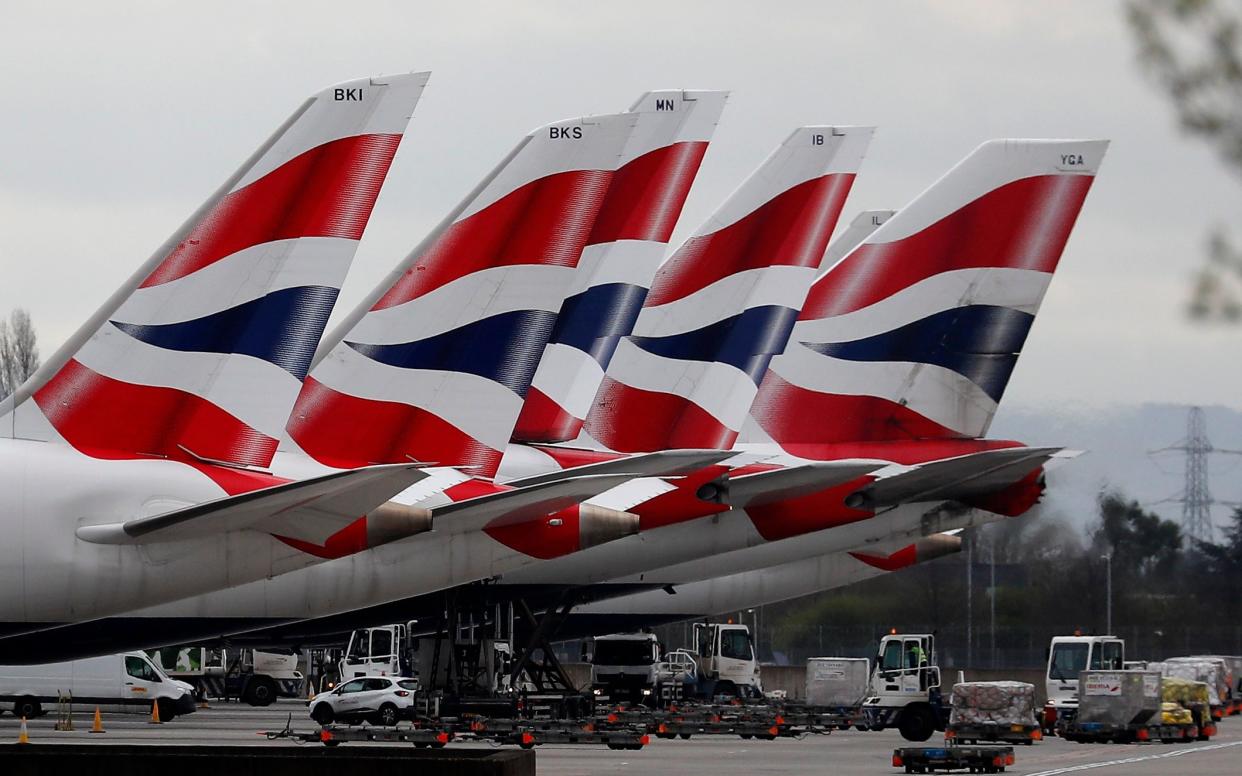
[898,706,936,742]
[243,677,277,707]
[157,699,177,723]
[311,703,335,725]
[14,697,41,719]
[374,703,399,727]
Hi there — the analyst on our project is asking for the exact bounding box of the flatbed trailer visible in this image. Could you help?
[265,723,454,748]
[600,700,856,739]
[1058,720,1200,744]
[945,722,1041,746]
[892,745,1015,774]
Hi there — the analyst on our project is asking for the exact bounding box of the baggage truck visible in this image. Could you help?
[0,651,196,720]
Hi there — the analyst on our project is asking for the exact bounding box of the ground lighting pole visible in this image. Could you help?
[1101,553,1112,635]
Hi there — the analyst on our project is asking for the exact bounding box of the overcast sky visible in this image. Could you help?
[2,0,1239,415]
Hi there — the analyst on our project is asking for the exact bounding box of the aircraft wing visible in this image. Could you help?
[847,446,1062,509]
[431,473,642,533]
[76,464,431,545]
[504,449,734,488]
[728,462,884,508]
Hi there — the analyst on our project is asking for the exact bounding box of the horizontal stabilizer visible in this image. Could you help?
[76,464,431,545]
[728,461,883,508]
[845,446,1062,509]
[431,473,640,534]
[505,448,733,488]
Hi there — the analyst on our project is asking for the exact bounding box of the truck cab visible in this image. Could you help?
[691,623,762,698]
[862,633,946,742]
[1044,635,1125,728]
[340,624,407,680]
[589,632,661,704]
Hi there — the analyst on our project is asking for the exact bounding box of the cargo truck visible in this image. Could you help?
[147,647,304,706]
[1042,634,1125,732]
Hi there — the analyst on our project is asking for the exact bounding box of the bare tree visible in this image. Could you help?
[1127,0,1242,320]
[0,308,40,399]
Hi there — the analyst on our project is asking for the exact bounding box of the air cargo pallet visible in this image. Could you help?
[945,722,1042,746]
[1058,720,1201,744]
[892,745,1014,773]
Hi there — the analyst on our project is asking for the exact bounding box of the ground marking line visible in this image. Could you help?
[1024,740,1242,775]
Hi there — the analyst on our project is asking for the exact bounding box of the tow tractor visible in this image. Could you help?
[861,633,948,742]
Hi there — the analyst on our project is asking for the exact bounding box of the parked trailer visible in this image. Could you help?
[945,722,1041,746]
[892,745,1015,774]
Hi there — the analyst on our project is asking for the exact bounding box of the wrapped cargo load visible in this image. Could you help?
[1074,670,1162,727]
[1161,702,1194,726]
[1161,676,1212,728]
[1201,655,1242,697]
[805,658,870,707]
[1153,659,1223,706]
[948,681,1038,727]
[1177,657,1231,705]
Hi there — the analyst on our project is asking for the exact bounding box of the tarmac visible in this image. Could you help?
[1,699,1240,774]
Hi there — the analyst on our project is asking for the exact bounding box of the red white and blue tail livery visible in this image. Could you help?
[1,74,430,468]
[581,126,875,452]
[512,90,728,444]
[286,112,637,477]
[745,139,1108,452]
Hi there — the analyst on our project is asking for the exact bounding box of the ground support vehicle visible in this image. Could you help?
[862,634,950,742]
[589,632,661,705]
[891,745,1015,774]
[149,647,304,706]
[945,722,1041,746]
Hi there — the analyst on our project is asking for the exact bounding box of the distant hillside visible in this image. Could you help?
[989,403,1242,536]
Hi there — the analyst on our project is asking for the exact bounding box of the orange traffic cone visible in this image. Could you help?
[17,715,29,744]
[148,700,162,725]
[90,706,105,734]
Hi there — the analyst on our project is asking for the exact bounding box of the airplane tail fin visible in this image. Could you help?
[749,139,1108,448]
[286,111,637,477]
[2,74,429,467]
[512,90,728,444]
[582,126,875,452]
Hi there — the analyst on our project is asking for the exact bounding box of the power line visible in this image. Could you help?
[1149,406,1242,544]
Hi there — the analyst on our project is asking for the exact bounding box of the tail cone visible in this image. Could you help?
[578,504,640,550]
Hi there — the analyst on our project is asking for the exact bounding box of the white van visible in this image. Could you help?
[0,651,196,720]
